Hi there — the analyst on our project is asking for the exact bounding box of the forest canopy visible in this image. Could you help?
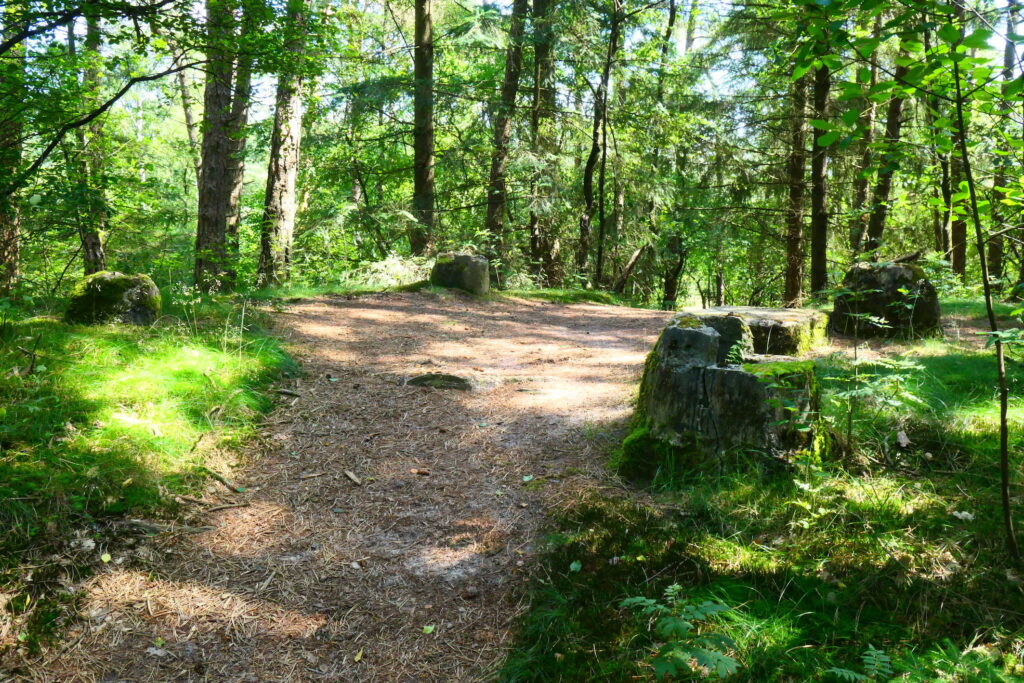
[2,0,1022,307]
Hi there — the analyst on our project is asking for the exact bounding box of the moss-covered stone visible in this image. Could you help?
[430,253,489,295]
[64,271,161,325]
[688,306,828,356]
[619,322,824,482]
[832,262,941,338]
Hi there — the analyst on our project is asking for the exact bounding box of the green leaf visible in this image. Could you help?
[857,67,872,83]
[792,64,811,81]
[422,624,435,634]
[938,23,961,45]
[100,553,111,563]
[961,28,994,50]
[569,560,582,572]
[809,119,832,131]
[817,131,841,146]
[841,109,860,126]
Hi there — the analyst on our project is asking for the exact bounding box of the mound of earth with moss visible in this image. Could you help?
[832,261,941,338]
[616,313,821,480]
[64,271,162,325]
[685,306,827,357]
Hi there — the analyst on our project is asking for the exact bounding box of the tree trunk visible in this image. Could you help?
[0,3,22,295]
[410,0,433,255]
[483,0,529,282]
[950,117,967,279]
[850,18,879,254]
[662,250,686,310]
[257,0,305,288]
[684,0,697,53]
[174,47,202,192]
[613,243,648,294]
[990,5,1017,290]
[863,59,910,254]
[577,0,621,277]
[528,0,560,285]
[783,74,808,306]
[195,0,238,292]
[809,63,831,294]
[78,5,107,275]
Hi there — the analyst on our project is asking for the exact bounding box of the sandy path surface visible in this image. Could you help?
[26,291,669,682]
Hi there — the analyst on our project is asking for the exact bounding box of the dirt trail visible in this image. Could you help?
[30,291,669,682]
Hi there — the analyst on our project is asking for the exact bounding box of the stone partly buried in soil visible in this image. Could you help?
[430,253,490,295]
[617,313,820,480]
[406,373,474,391]
[831,261,941,338]
[684,306,828,357]
[64,271,162,325]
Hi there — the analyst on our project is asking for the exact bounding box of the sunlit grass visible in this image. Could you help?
[0,314,291,557]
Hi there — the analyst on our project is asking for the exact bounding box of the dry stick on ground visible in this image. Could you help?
[952,53,1022,567]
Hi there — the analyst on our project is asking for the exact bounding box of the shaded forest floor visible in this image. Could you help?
[5,291,1024,681]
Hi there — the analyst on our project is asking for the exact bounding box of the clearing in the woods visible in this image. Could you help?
[8,291,1024,682]
[26,291,670,681]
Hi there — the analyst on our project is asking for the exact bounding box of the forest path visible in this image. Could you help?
[36,291,669,682]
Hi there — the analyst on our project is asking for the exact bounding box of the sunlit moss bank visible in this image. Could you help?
[0,311,292,565]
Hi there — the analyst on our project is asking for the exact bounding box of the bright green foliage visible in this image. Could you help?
[0,305,290,579]
[621,585,737,679]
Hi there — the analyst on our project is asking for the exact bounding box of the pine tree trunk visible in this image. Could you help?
[195,0,238,292]
[258,0,305,288]
[223,45,253,288]
[809,63,831,295]
[783,74,808,306]
[80,5,107,275]
[990,6,1016,290]
[950,120,967,279]
[528,0,559,284]
[578,0,621,278]
[483,0,529,282]
[410,0,433,255]
[0,4,22,294]
[864,59,910,254]
[850,19,879,254]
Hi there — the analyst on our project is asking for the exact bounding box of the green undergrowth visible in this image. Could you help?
[502,288,626,306]
[0,298,292,650]
[504,327,1024,680]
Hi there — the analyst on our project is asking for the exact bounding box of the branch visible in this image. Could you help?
[3,60,198,198]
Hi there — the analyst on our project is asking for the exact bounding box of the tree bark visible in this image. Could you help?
[410,0,433,255]
[809,63,830,294]
[863,59,910,254]
[78,4,107,275]
[783,74,808,306]
[0,3,23,295]
[990,5,1017,290]
[174,47,202,192]
[577,0,621,278]
[850,18,879,254]
[950,116,967,279]
[483,0,529,282]
[257,0,305,288]
[527,0,560,285]
[195,0,238,292]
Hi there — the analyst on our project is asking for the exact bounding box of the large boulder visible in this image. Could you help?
[430,253,489,295]
[616,313,820,480]
[832,262,940,338]
[688,306,828,357]
[65,271,162,325]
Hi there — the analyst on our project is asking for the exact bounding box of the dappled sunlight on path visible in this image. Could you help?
[27,291,669,681]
